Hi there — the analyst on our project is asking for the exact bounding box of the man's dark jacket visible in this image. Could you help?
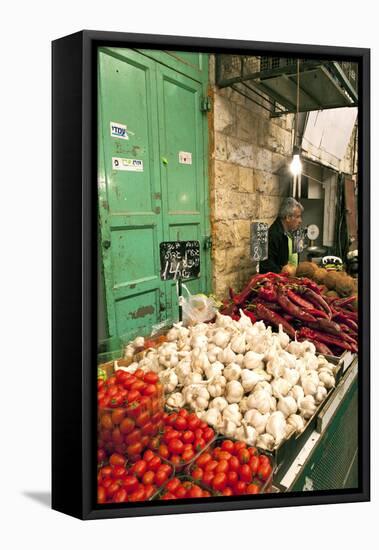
[260,217,293,274]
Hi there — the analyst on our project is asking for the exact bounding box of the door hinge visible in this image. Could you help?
[201,96,212,112]
[204,236,212,250]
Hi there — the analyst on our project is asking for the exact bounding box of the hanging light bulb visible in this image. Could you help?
[290,149,302,176]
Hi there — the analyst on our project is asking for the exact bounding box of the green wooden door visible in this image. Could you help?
[98,48,210,341]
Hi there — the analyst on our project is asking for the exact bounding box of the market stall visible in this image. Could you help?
[97,266,358,503]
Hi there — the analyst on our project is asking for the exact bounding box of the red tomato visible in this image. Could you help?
[112,466,127,478]
[143,372,158,384]
[234,441,247,454]
[178,408,189,418]
[246,483,260,494]
[108,375,117,386]
[122,475,139,494]
[131,380,145,393]
[100,465,113,478]
[119,417,135,434]
[129,487,146,502]
[182,430,195,444]
[175,486,187,499]
[188,485,203,498]
[98,379,105,389]
[187,415,201,431]
[234,481,247,495]
[140,435,150,448]
[237,449,250,464]
[149,456,162,472]
[166,413,178,427]
[248,446,258,457]
[215,459,229,474]
[163,429,181,443]
[123,375,136,389]
[108,386,118,398]
[222,487,233,496]
[144,484,156,500]
[130,460,147,478]
[168,438,184,455]
[194,428,203,441]
[196,452,212,468]
[97,485,106,503]
[159,464,173,476]
[114,443,127,455]
[136,411,150,428]
[239,464,253,483]
[109,453,125,467]
[181,448,195,462]
[257,463,272,481]
[158,444,169,460]
[142,470,155,485]
[142,384,158,397]
[166,478,181,493]
[182,443,194,453]
[174,416,187,431]
[227,471,238,485]
[228,456,240,472]
[127,390,141,404]
[111,408,125,425]
[170,455,182,466]
[203,427,215,442]
[148,436,160,450]
[124,428,142,445]
[198,421,208,430]
[143,449,155,462]
[100,414,113,431]
[212,472,227,492]
[97,449,106,464]
[194,438,206,452]
[113,488,128,503]
[205,460,218,473]
[112,427,123,445]
[218,451,232,461]
[126,442,143,456]
[249,456,260,476]
[161,492,176,500]
[191,467,203,481]
[134,369,145,379]
[106,481,121,499]
[155,470,168,487]
[259,454,271,466]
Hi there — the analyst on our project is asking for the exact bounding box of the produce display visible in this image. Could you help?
[295,262,358,300]
[220,272,357,356]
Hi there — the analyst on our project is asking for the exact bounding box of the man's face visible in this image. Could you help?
[285,207,302,232]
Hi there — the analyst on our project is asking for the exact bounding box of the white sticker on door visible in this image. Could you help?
[110,121,129,140]
[112,157,144,172]
[179,151,192,165]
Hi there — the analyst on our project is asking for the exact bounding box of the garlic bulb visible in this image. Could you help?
[301,374,318,396]
[299,395,316,419]
[244,409,269,434]
[237,309,254,330]
[246,389,272,414]
[166,326,180,342]
[212,329,231,349]
[204,361,224,380]
[289,385,304,403]
[214,311,235,329]
[235,423,257,445]
[287,413,305,433]
[159,369,178,393]
[230,333,246,354]
[175,359,192,383]
[283,367,300,387]
[209,396,228,412]
[256,433,275,451]
[303,351,319,371]
[166,392,185,408]
[183,372,203,386]
[238,396,249,413]
[266,411,287,445]
[243,351,265,370]
[223,403,242,425]
[200,408,222,429]
[277,325,290,348]
[218,344,237,365]
[266,355,286,378]
[183,385,210,411]
[132,336,145,348]
[191,348,210,373]
[222,419,238,438]
[271,378,291,398]
[240,369,264,392]
[234,354,245,366]
[223,363,242,381]
[207,345,222,363]
[208,375,227,398]
[190,334,208,349]
[225,380,244,403]
[315,385,328,404]
[277,395,298,418]
[318,371,335,389]
[123,344,135,360]
[254,380,273,395]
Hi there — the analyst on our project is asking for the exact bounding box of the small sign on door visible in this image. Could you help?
[112,157,144,172]
[179,151,192,165]
[110,121,129,140]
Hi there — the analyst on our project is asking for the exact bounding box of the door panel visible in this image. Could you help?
[98,48,166,339]
[156,64,210,321]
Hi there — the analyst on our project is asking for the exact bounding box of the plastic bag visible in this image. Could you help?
[178,284,218,326]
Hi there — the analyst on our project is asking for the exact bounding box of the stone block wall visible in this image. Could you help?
[209,57,294,299]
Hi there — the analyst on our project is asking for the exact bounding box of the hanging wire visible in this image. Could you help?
[295,58,300,148]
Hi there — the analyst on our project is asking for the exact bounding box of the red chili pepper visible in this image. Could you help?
[249,298,282,312]
[333,296,356,308]
[258,285,277,302]
[298,327,353,351]
[229,287,236,301]
[299,287,332,317]
[276,289,317,323]
[306,318,342,337]
[286,289,314,310]
[242,309,257,323]
[232,274,269,306]
[332,313,358,332]
[306,308,329,320]
[254,303,296,339]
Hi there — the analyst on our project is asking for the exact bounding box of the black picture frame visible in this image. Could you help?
[52,30,370,520]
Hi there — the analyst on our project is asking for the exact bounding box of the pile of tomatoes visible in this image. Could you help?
[155,409,215,469]
[188,439,273,496]
[158,478,212,500]
[97,450,173,503]
[98,369,164,461]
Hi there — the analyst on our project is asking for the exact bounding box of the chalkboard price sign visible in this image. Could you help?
[250,222,269,261]
[160,241,201,281]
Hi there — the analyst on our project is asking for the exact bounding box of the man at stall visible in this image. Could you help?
[260,197,304,274]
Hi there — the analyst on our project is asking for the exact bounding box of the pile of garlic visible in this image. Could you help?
[121,311,336,451]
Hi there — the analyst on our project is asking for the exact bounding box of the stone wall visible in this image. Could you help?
[209,56,294,299]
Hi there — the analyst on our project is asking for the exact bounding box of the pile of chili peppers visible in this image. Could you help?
[221,272,358,357]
